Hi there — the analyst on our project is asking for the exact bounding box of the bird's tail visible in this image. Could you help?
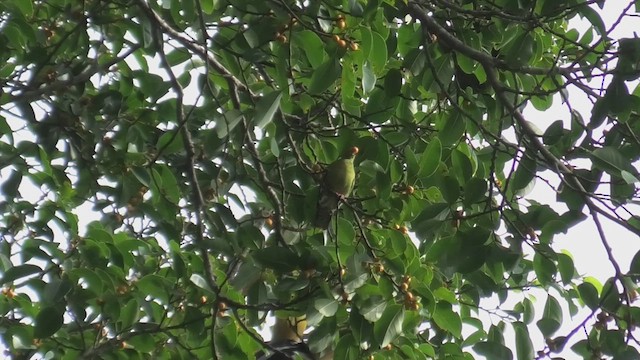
[313,191,339,229]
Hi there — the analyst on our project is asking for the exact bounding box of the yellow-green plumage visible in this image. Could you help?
[313,147,358,229]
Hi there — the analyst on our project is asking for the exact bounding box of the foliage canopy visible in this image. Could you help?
[1,0,640,359]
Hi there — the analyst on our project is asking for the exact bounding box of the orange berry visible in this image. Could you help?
[405,292,415,302]
[265,217,274,228]
[349,42,359,51]
[200,295,208,304]
[333,34,341,43]
[337,19,346,30]
[400,282,409,291]
[338,39,347,48]
[277,34,288,43]
[218,301,227,312]
[303,268,317,278]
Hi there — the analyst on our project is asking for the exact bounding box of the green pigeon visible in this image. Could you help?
[313,146,358,229]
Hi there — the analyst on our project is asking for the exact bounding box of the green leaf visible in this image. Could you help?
[433,301,462,338]
[131,166,151,188]
[34,306,64,338]
[362,61,376,95]
[601,278,621,312]
[14,0,34,16]
[293,30,325,68]
[590,147,634,177]
[370,31,388,72]
[360,296,387,322]
[522,298,535,324]
[511,150,537,192]
[373,304,404,348]
[43,278,72,305]
[156,131,185,155]
[542,120,565,145]
[505,33,534,65]
[200,0,216,14]
[630,248,640,275]
[127,333,156,353]
[557,253,575,285]
[252,247,302,273]
[119,299,140,330]
[464,177,488,206]
[314,298,339,317]
[438,111,465,146]
[578,4,606,35]
[252,91,282,129]
[1,170,22,198]
[333,333,358,360]
[384,69,402,97]
[418,138,442,179]
[137,274,173,303]
[589,97,607,130]
[1,264,42,285]
[604,78,630,114]
[439,175,460,204]
[536,295,562,337]
[309,58,341,94]
[215,110,244,139]
[514,322,535,360]
[533,253,556,286]
[473,341,513,360]
[451,148,473,182]
[578,281,599,310]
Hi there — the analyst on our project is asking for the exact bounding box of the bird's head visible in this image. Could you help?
[342,146,359,160]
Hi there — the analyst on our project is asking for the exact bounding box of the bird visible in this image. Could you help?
[313,146,359,229]
[256,316,315,360]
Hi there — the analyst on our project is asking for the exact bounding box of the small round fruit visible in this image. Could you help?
[400,282,409,291]
[349,42,359,51]
[405,185,414,195]
[337,19,346,30]
[338,39,347,48]
[218,301,227,312]
[265,217,274,228]
[405,292,415,302]
[333,34,341,43]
